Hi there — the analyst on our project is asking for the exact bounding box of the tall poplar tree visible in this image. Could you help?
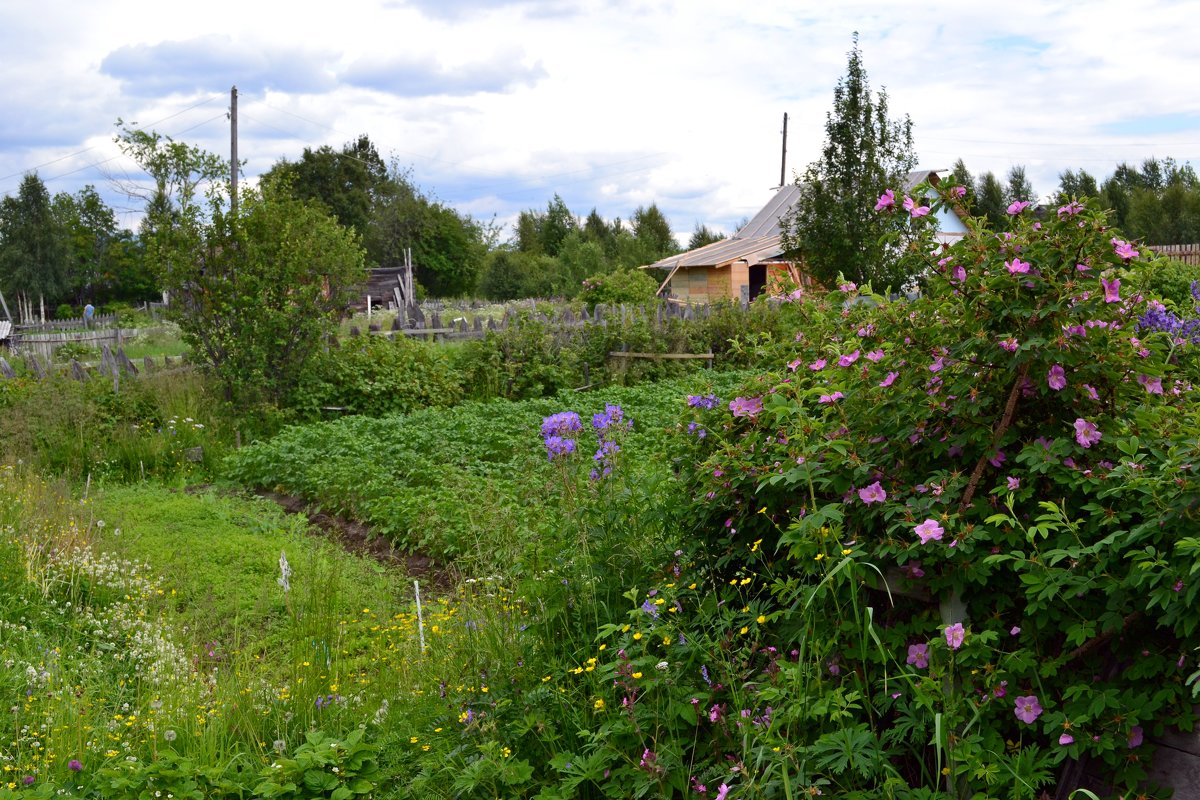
[782,33,916,289]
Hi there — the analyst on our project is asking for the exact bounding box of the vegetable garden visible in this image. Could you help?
[3,188,1200,798]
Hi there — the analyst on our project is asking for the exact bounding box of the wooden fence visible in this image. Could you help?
[353,300,726,343]
[1147,243,1200,266]
[0,344,189,385]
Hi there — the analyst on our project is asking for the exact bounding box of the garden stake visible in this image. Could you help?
[414,579,426,651]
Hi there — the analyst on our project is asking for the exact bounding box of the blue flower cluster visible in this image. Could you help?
[1137,299,1200,345]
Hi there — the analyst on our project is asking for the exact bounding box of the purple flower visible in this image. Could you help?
[875,189,896,211]
[1010,626,1021,636]
[1047,364,1067,391]
[1006,258,1031,274]
[989,450,1006,468]
[952,265,966,283]
[1007,476,1021,491]
[879,371,898,388]
[903,196,930,217]
[729,396,763,418]
[1128,726,1144,748]
[686,394,721,410]
[1014,695,1043,724]
[1007,200,1031,215]
[866,349,885,362]
[541,411,582,438]
[858,481,887,504]
[1138,374,1164,395]
[593,403,628,431]
[1112,238,1140,260]
[1073,418,1102,449]
[808,358,827,371]
[641,599,659,618]
[839,281,858,293]
[1101,277,1121,303]
[1059,733,1075,746]
[915,519,944,544]
[818,392,844,404]
[1082,384,1100,401]
[999,338,1019,353]
[715,785,731,800]
[23,776,35,786]
[945,622,965,650]
[950,185,967,199]
[838,350,860,367]
[1057,201,1083,217]
[68,759,83,772]
[906,643,929,669]
[544,435,577,461]
[901,560,925,579]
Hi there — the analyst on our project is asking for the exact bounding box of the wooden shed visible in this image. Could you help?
[645,170,969,304]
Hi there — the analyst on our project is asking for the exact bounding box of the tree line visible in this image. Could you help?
[947,156,1200,244]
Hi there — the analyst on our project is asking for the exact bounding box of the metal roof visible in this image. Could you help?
[645,170,945,272]
[733,183,803,239]
[645,184,802,270]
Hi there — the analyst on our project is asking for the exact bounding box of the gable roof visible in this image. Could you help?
[645,169,952,272]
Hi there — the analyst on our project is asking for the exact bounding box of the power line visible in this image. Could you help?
[0,93,225,184]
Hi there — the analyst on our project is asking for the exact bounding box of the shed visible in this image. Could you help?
[645,170,969,304]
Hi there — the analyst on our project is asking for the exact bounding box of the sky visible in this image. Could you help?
[2,0,1199,246]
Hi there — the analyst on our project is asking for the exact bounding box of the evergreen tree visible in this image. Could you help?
[1004,165,1035,206]
[1058,168,1099,202]
[976,172,1007,229]
[782,33,916,289]
[947,159,977,213]
[687,223,725,251]
[630,204,677,263]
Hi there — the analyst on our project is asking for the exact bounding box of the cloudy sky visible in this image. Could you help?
[2,0,1198,244]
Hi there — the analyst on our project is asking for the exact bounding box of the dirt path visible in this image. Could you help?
[258,490,453,589]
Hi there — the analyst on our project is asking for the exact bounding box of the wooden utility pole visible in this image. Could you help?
[779,112,789,188]
[230,85,238,214]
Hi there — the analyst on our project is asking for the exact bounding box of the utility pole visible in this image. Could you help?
[230,85,238,214]
[779,112,788,189]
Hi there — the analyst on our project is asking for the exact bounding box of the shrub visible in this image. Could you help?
[675,190,1200,795]
[291,334,463,420]
[578,266,659,310]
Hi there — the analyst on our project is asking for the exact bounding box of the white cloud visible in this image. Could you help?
[0,0,1197,240]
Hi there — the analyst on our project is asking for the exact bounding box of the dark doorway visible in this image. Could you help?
[748,265,767,300]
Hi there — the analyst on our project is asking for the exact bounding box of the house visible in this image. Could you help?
[645,170,969,304]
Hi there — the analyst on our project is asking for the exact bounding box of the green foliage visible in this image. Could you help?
[678,191,1200,795]
[1004,165,1035,206]
[782,34,916,289]
[1136,256,1200,308]
[478,250,560,300]
[263,134,388,237]
[687,223,726,251]
[254,729,379,800]
[0,370,228,483]
[0,173,72,313]
[577,267,658,310]
[291,334,464,420]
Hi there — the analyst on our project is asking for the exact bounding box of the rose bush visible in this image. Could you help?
[677,188,1200,796]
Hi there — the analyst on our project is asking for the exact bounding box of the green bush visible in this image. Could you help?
[1137,256,1200,308]
[578,266,659,310]
[290,334,463,420]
